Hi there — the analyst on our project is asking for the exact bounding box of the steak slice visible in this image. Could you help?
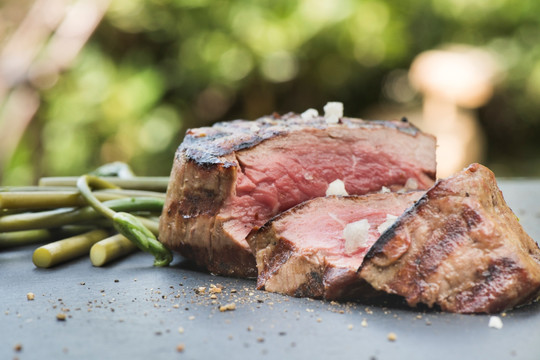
[359,163,540,313]
[248,192,422,300]
[159,112,436,277]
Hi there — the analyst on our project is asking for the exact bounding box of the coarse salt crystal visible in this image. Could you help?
[323,102,343,124]
[326,179,348,196]
[343,219,370,254]
[488,316,503,329]
[380,186,391,193]
[250,124,260,132]
[301,108,319,120]
[377,214,398,234]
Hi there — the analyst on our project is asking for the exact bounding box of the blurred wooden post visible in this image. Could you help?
[409,46,500,178]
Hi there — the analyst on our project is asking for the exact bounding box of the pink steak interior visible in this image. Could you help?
[219,129,430,248]
[272,194,421,269]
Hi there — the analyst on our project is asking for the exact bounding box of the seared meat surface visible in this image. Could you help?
[159,113,437,277]
[248,192,422,300]
[359,163,540,313]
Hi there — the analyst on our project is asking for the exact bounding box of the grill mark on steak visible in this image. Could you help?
[257,238,296,290]
[178,189,219,217]
[462,205,482,230]
[359,163,540,313]
[385,216,473,305]
[362,195,482,271]
[414,217,468,278]
[294,271,325,298]
[451,257,526,313]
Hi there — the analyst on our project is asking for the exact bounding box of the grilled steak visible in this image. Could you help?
[248,192,422,300]
[359,163,540,313]
[159,112,436,277]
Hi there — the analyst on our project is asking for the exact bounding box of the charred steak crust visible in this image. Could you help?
[160,112,436,278]
[180,113,428,167]
[359,163,540,313]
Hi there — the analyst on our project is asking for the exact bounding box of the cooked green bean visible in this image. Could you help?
[0,189,165,210]
[76,175,119,219]
[32,229,109,268]
[0,186,77,192]
[0,229,54,248]
[90,234,138,266]
[90,161,135,178]
[2,164,171,268]
[0,226,104,249]
[77,175,172,266]
[0,198,164,232]
[39,176,170,192]
[113,212,172,266]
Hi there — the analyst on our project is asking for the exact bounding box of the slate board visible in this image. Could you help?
[1,179,540,360]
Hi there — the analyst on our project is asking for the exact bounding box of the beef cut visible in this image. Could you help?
[248,192,422,300]
[159,113,436,277]
[359,163,540,313]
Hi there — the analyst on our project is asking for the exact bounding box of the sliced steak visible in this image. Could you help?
[359,163,540,313]
[248,192,422,300]
[159,113,436,277]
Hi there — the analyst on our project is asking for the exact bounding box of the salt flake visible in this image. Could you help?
[326,179,348,196]
[343,219,370,254]
[301,108,319,120]
[488,316,503,329]
[323,102,343,124]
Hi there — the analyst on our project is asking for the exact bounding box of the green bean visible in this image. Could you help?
[0,186,77,192]
[113,212,172,266]
[0,229,54,249]
[77,175,172,266]
[0,191,115,210]
[90,161,135,178]
[0,198,164,232]
[32,229,109,268]
[39,176,170,192]
[0,226,104,249]
[76,175,118,219]
[0,189,165,210]
[90,234,138,266]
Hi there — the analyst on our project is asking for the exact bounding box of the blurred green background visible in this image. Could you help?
[1,0,540,185]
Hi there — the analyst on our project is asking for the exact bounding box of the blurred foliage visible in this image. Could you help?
[3,0,540,185]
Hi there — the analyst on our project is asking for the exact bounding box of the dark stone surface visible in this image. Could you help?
[1,180,540,360]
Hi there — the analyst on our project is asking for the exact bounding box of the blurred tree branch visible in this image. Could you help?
[0,0,109,182]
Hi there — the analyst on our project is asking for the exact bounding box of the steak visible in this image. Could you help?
[359,163,540,313]
[159,112,436,277]
[248,192,422,300]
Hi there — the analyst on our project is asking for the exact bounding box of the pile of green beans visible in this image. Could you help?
[0,166,173,268]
